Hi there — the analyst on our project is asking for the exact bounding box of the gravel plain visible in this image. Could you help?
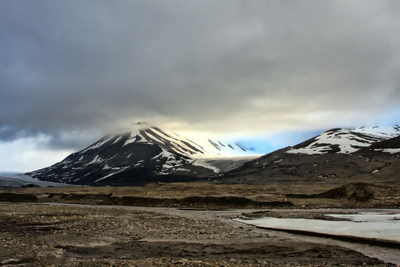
[1,182,399,266]
[1,202,397,267]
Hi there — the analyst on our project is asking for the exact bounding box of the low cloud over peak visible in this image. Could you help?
[1,1,400,170]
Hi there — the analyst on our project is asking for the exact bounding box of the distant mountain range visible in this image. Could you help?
[26,125,400,186]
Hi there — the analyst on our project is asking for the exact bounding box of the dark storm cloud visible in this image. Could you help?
[1,0,400,149]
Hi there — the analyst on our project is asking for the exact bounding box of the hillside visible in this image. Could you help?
[219,128,400,185]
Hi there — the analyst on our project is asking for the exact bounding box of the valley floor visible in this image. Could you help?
[1,202,398,267]
[1,183,400,266]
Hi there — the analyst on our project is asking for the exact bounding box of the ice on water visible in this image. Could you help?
[235,211,400,242]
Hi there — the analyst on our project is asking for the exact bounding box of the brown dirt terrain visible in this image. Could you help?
[1,182,399,209]
[1,182,399,266]
[220,149,400,187]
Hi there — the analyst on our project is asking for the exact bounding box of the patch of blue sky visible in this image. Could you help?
[375,108,400,128]
[235,129,324,155]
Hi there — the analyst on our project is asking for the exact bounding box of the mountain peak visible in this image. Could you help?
[134,121,152,130]
[286,127,396,155]
[27,125,254,185]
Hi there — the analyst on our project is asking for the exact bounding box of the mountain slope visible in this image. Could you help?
[286,128,394,154]
[27,127,256,186]
[219,127,400,185]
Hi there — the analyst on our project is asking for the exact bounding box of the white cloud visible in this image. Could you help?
[0,136,72,172]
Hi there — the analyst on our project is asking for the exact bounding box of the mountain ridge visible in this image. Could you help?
[26,125,400,186]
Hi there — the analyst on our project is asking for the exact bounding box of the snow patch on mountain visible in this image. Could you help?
[286,127,399,155]
[94,168,128,183]
[87,155,102,164]
[80,136,113,153]
[376,148,400,154]
[123,136,137,146]
[135,127,252,158]
[191,159,220,173]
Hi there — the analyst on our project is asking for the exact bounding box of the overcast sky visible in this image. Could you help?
[1,1,400,171]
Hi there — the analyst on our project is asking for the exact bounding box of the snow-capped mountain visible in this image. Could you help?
[116,126,249,157]
[27,126,255,186]
[220,126,400,185]
[286,127,399,155]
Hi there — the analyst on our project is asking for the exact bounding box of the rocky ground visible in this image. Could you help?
[1,202,396,267]
[1,182,400,266]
